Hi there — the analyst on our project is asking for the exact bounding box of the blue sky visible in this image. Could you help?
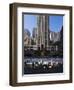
[49,16,63,32]
[24,15,37,36]
[24,14,63,35]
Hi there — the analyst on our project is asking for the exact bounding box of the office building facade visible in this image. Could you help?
[37,15,49,50]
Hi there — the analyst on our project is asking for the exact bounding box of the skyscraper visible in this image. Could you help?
[32,27,38,45]
[50,31,60,42]
[24,29,31,46]
[37,15,49,50]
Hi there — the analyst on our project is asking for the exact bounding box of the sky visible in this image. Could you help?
[24,14,63,36]
[49,16,63,32]
[24,15,37,36]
